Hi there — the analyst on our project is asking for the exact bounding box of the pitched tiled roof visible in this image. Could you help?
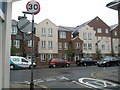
[58,26,76,32]
[73,20,92,33]
[110,24,118,31]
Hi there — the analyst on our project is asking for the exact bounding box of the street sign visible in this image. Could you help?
[17,18,32,33]
[26,0,40,14]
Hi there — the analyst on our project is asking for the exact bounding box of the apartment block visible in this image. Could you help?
[36,19,58,64]
[88,17,112,57]
[58,26,74,60]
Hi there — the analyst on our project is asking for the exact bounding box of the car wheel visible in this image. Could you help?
[66,63,70,67]
[52,64,56,68]
[49,65,52,68]
[10,65,15,70]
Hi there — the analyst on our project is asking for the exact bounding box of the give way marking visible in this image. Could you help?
[78,78,118,88]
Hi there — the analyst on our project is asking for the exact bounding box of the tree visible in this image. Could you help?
[66,41,73,61]
[11,43,16,56]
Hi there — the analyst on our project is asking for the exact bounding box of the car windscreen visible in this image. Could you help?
[101,57,111,61]
[22,59,28,63]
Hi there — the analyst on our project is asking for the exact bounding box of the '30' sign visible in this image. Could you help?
[26,0,40,14]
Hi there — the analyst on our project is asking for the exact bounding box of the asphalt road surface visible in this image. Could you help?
[10,65,119,89]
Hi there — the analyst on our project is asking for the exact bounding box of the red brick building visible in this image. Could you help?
[11,20,40,62]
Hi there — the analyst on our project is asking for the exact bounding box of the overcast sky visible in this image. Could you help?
[12,0,118,27]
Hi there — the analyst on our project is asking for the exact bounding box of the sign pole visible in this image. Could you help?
[30,13,34,90]
[21,1,40,89]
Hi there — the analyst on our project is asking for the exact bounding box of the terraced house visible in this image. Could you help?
[58,26,83,61]
[73,16,112,59]
[12,16,119,64]
[110,24,119,56]
[35,19,83,64]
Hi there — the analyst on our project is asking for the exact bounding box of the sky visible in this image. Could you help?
[12,0,118,27]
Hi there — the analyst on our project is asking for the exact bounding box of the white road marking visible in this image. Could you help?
[46,78,56,82]
[34,79,44,83]
[71,80,93,88]
[78,78,117,88]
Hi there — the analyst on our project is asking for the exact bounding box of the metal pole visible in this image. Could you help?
[30,14,34,90]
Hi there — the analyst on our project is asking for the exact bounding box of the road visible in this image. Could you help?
[10,65,119,89]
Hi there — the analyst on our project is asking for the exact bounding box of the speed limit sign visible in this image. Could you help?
[26,0,40,14]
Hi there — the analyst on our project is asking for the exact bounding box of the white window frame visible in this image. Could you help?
[48,41,53,49]
[48,54,53,60]
[41,28,46,36]
[84,43,87,50]
[64,54,68,60]
[58,42,62,50]
[28,40,32,47]
[97,28,102,33]
[11,26,17,35]
[14,40,20,48]
[83,33,87,40]
[114,31,117,36]
[60,31,66,39]
[41,41,46,48]
[88,43,92,50]
[105,29,109,33]
[64,42,68,50]
[48,28,52,37]
[41,54,46,62]
[75,42,80,49]
[88,33,92,40]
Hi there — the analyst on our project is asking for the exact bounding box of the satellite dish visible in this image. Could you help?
[17,18,32,33]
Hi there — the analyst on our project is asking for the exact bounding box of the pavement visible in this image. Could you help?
[92,67,120,85]
[10,81,50,89]
[10,65,120,89]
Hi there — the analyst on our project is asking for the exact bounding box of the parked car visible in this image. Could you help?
[76,58,97,66]
[48,58,70,68]
[10,56,36,69]
[97,56,120,67]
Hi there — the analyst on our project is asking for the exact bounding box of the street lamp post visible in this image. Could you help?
[95,39,101,60]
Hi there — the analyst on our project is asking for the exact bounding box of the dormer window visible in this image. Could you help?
[97,28,102,33]
[114,31,117,35]
[105,29,108,33]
